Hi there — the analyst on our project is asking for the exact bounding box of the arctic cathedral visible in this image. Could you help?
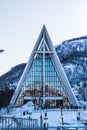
[9,26,79,108]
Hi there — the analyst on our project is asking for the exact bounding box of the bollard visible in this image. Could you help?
[40,113,43,130]
[44,112,48,130]
[77,112,80,121]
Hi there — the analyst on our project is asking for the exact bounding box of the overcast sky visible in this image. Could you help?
[0,0,87,76]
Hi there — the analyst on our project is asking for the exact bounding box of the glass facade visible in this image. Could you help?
[16,42,68,107]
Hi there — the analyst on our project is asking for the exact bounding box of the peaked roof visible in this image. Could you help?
[9,25,79,107]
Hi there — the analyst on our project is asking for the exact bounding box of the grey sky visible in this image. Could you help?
[0,0,87,75]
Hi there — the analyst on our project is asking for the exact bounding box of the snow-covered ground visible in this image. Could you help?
[0,101,87,128]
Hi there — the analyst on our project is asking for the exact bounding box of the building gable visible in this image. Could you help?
[9,25,79,107]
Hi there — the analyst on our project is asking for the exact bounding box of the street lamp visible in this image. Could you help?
[0,49,4,53]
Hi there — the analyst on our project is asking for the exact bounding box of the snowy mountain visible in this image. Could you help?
[0,64,26,107]
[55,36,87,101]
[0,36,87,106]
[56,36,87,84]
[0,63,25,90]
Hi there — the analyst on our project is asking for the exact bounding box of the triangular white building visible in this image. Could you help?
[9,25,79,108]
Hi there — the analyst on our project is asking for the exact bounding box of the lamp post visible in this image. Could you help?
[0,49,4,113]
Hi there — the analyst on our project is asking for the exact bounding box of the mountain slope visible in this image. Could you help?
[0,63,26,90]
[55,36,87,101]
[55,36,87,85]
